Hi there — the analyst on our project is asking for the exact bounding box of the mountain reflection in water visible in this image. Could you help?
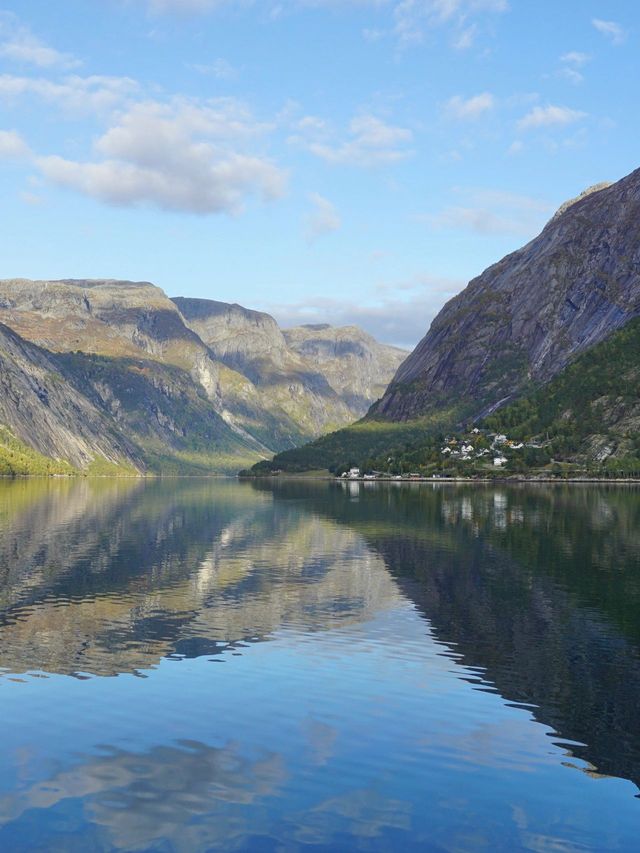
[0,478,638,851]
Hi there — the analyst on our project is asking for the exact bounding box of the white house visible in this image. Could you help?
[348,467,361,478]
[493,456,507,467]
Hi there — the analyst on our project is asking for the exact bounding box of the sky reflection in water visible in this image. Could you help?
[0,478,638,851]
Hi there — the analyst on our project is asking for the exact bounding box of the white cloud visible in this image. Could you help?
[592,18,626,45]
[517,104,586,131]
[362,27,385,42]
[141,0,508,51]
[556,50,590,85]
[558,67,583,85]
[36,99,286,215]
[444,92,494,120]
[393,0,508,46]
[266,273,463,348]
[293,113,413,167]
[189,58,238,79]
[423,188,551,236]
[0,74,140,114]
[0,128,30,159]
[452,24,478,50]
[0,15,79,69]
[560,51,590,66]
[305,193,341,241]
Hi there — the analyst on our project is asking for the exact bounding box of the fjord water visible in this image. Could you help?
[0,480,638,851]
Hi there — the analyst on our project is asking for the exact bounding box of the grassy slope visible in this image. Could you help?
[247,407,459,475]
[0,426,78,476]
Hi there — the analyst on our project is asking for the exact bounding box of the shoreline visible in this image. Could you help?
[239,474,640,485]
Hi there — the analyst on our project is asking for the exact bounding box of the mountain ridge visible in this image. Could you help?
[374,167,640,423]
[0,279,405,473]
[251,166,640,475]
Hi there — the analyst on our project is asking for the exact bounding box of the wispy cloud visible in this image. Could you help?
[444,92,494,120]
[188,58,238,79]
[0,74,140,114]
[146,0,228,13]
[560,51,590,66]
[393,0,508,47]
[557,51,590,85]
[305,193,341,241]
[0,128,30,159]
[452,24,478,50]
[291,113,413,167]
[266,273,463,348]
[592,18,626,45]
[422,188,552,236]
[141,0,509,51]
[517,104,586,131]
[36,99,286,215]
[0,15,80,69]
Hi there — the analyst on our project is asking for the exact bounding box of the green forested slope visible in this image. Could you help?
[483,315,640,468]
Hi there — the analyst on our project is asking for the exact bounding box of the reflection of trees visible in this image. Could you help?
[265,480,640,792]
[0,479,400,678]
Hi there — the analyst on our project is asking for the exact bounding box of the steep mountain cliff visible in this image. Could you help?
[283,324,406,416]
[0,280,403,473]
[374,168,640,422]
[251,167,640,475]
[174,297,406,431]
[0,322,141,472]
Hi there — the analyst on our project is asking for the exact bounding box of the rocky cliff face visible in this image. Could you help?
[0,322,141,469]
[172,297,291,376]
[0,280,404,472]
[374,167,640,422]
[284,324,407,416]
[175,296,406,431]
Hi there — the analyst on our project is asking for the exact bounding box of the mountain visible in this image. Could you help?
[252,166,640,474]
[374,169,640,422]
[282,323,405,415]
[0,280,404,473]
[0,321,140,474]
[173,299,406,430]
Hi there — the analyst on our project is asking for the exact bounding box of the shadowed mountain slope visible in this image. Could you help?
[375,168,640,422]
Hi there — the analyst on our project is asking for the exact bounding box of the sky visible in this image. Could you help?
[0,1,637,348]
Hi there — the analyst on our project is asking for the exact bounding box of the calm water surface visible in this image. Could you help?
[0,478,638,851]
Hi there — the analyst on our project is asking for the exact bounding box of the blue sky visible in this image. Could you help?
[0,1,637,347]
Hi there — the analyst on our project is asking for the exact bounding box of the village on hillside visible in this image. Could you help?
[337,428,545,481]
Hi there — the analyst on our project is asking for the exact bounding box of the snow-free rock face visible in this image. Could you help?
[172,297,290,375]
[175,297,407,427]
[0,280,405,471]
[283,324,408,416]
[374,167,640,422]
[0,322,141,469]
